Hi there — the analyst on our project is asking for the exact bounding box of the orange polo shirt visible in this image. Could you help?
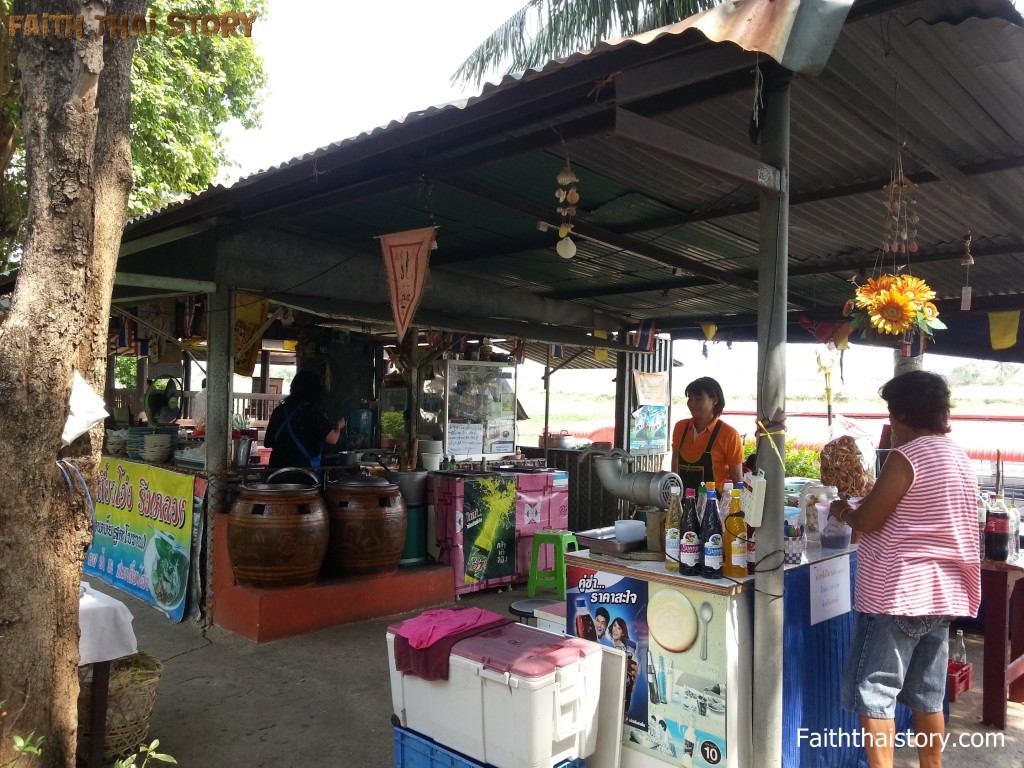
[671,416,743,492]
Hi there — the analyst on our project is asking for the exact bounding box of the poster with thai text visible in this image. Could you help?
[567,564,729,768]
[461,474,516,584]
[83,459,196,622]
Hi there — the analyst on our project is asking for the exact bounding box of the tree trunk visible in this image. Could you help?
[0,2,147,766]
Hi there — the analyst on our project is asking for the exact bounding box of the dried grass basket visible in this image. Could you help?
[77,651,163,763]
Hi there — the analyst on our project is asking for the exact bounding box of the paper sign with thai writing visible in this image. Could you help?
[633,370,668,406]
[83,459,197,622]
[809,555,851,625]
[380,226,435,343]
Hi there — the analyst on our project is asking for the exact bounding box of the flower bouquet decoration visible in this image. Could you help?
[844,274,945,343]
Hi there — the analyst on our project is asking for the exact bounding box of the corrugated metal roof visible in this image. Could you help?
[118,0,1024,363]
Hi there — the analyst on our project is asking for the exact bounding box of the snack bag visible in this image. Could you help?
[819,415,876,498]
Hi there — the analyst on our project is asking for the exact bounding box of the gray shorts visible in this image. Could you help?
[842,611,951,719]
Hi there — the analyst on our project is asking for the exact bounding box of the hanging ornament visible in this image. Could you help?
[553,140,580,258]
[556,237,577,259]
[961,230,974,266]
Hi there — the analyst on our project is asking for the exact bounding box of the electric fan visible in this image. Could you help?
[144,377,183,425]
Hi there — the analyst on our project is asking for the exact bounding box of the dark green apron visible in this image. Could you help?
[675,419,722,492]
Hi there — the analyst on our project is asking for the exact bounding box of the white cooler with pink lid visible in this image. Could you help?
[386,621,602,768]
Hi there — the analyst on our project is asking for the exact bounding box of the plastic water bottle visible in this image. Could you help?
[950,629,967,664]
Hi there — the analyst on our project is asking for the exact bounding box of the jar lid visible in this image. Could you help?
[329,475,392,488]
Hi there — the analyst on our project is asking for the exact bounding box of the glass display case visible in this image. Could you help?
[420,360,517,459]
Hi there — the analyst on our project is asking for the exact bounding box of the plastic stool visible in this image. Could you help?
[527,530,579,599]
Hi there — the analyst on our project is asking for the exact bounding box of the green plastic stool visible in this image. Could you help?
[527,530,579,599]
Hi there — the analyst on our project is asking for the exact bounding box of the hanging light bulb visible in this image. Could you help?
[961,230,974,266]
[556,236,576,259]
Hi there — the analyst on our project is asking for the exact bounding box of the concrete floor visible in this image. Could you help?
[107,585,1022,768]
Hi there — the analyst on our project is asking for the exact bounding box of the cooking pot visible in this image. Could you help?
[540,430,574,449]
[323,450,364,467]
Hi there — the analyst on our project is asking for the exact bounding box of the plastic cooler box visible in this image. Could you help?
[387,621,602,768]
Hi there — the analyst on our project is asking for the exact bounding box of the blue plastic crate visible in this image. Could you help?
[393,727,585,768]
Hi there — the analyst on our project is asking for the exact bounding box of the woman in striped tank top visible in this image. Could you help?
[828,370,980,768]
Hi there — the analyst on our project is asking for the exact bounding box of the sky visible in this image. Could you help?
[222,0,529,179]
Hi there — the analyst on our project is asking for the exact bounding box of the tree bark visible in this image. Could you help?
[0,2,147,765]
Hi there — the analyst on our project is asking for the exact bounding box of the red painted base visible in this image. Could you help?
[211,514,455,642]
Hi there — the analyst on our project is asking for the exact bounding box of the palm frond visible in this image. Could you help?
[453,0,721,88]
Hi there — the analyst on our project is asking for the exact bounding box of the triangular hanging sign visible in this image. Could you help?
[379,226,436,343]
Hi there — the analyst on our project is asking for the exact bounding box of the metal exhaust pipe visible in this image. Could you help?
[592,453,682,509]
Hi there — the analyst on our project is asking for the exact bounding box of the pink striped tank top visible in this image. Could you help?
[855,435,981,616]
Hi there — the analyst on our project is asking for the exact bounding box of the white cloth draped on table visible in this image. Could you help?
[79,582,137,665]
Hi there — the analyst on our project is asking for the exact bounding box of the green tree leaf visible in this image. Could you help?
[0,0,268,266]
[453,0,717,87]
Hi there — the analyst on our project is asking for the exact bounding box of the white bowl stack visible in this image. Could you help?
[105,434,127,455]
[141,433,173,463]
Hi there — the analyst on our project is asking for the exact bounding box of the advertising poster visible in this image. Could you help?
[629,404,668,452]
[84,459,196,622]
[461,474,516,584]
[566,565,650,734]
[567,564,729,768]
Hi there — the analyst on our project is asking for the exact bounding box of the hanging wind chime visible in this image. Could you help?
[844,129,945,354]
[554,143,579,259]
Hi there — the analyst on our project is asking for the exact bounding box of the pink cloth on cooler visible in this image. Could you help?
[396,607,506,649]
[392,608,513,681]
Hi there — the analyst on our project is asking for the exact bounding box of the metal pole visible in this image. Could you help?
[754,67,790,768]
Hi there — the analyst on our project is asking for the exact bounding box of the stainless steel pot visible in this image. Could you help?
[231,437,253,467]
[329,450,364,466]
[540,430,574,449]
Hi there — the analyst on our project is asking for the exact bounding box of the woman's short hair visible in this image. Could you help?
[880,370,951,434]
[685,377,726,416]
[289,370,322,403]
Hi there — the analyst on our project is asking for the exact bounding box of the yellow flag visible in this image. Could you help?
[593,329,608,363]
[989,311,1020,350]
[701,322,718,341]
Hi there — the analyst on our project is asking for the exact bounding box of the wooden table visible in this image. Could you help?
[80,582,138,768]
[981,558,1024,729]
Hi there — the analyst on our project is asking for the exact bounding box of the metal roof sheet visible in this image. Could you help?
[118,0,1024,363]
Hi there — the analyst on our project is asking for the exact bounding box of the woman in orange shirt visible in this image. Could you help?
[671,376,743,493]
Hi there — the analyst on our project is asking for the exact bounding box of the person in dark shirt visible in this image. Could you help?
[264,370,344,468]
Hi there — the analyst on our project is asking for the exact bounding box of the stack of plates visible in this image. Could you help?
[141,433,173,463]
[105,435,127,455]
[126,427,152,459]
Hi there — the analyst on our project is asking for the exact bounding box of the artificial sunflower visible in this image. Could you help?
[854,275,897,308]
[894,275,936,306]
[920,301,940,321]
[868,289,915,335]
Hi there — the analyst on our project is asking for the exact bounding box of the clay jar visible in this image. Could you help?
[226,470,329,588]
[323,475,406,577]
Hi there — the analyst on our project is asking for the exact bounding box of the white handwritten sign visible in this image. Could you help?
[447,422,485,455]
[810,555,851,625]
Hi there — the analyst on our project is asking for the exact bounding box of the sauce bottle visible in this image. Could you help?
[700,482,723,578]
[665,486,683,572]
[723,488,747,579]
[573,597,598,642]
[679,488,702,576]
